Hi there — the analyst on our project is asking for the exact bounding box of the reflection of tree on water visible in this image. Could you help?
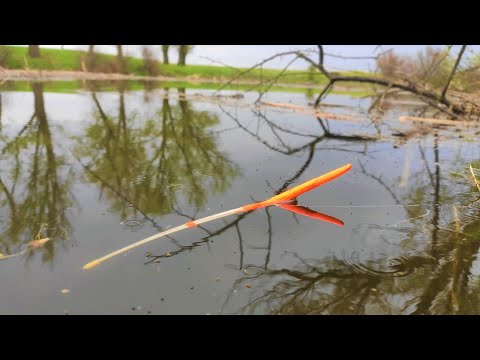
[71,87,480,314]
[0,83,72,263]
[135,103,480,314]
[225,203,480,315]
[219,121,480,314]
[74,86,240,225]
[0,93,2,130]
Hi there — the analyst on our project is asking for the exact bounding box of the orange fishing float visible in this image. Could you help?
[83,164,352,270]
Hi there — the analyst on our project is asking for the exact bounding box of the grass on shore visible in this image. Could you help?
[0,46,368,86]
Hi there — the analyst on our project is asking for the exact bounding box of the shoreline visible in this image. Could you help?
[0,68,334,90]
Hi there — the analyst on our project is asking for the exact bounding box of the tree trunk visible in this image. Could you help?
[162,45,170,65]
[85,45,96,72]
[116,45,125,74]
[178,45,187,66]
[28,45,41,58]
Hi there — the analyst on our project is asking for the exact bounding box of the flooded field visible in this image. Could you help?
[0,82,479,314]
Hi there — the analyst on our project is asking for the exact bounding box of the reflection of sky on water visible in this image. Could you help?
[1,83,480,314]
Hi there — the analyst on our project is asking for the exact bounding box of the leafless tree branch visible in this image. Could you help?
[441,45,467,100]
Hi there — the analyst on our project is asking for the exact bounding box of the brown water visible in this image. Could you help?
[0,82,479,315]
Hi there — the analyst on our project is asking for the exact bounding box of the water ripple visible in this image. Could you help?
[341,250,437,279]
[121,219,144,228]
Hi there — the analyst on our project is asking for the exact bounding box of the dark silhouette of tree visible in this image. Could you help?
[28,45,40,58]
[84,45,97,72]
[162,45,170,65]
[116,45,125,73]
[177,45,193,66]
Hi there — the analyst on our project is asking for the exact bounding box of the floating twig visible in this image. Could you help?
[83,164,352,270]
[259,101,359,121]
[0,238,50,261]
[470,165,480,193]
[399,116,479,127]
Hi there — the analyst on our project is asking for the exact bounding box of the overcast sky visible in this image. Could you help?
[24,45,477,71]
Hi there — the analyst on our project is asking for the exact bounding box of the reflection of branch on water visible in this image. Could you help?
[316,117,377,142]
[144,105,378,271]
[357,160,401,204]
[253,110,318,139]
[226,252,386,315]
[412,217,480,314]
[225,206,480,314]
[220,106,377,158]
[218,137,480,314]
[1,113,36,156]
[74,154,166,234]
[145,139,320,268]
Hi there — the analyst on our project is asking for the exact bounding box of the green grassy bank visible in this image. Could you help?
[0,46,368,86]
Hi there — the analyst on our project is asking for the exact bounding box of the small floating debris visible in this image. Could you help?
[61,289,70,295]
[245,283,253,289]
[0,238,50,261]
[28,238,50,249]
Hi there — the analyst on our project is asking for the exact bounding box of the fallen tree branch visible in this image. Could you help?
[260,101,359,121]
[295,47,469,118]
[441,45,467,100]
[399,116,480,127]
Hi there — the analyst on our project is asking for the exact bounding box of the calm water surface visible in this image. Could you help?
[0,82,479,314]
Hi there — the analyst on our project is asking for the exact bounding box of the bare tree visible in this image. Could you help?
[441,45,467,100]
[162,45,170,65]
[116,45,125,74]
[28,45,40,58]
[83,45,97,72]
[177,45,194,66]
